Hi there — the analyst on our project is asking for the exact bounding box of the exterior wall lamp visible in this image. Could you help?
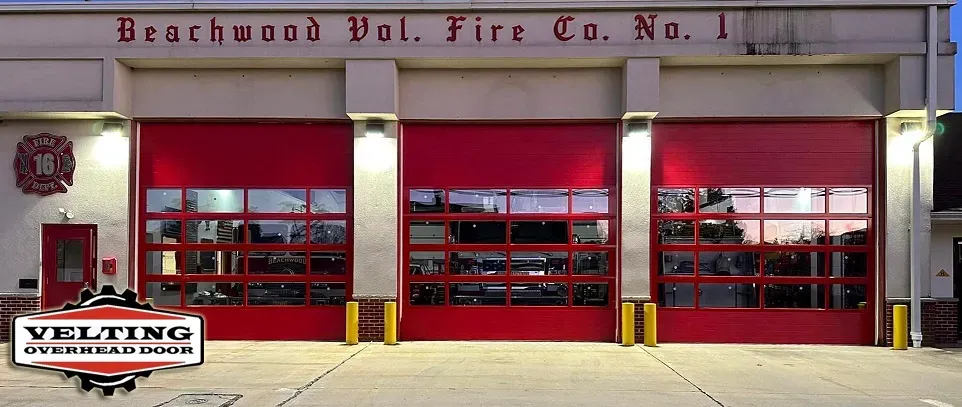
[626,120,652,138]
[365,121,385,139]
[900,120,925,142]
[100,120,125,138]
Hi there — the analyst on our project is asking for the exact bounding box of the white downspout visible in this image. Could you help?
[910,4,939,348]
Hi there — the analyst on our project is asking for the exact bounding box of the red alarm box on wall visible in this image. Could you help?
[101,257,117,275]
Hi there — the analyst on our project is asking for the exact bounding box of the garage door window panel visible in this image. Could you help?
[143,187,352,308]
[404,188,615,310]
[652,185,872,311]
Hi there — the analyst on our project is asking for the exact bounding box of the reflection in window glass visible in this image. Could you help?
[831,285,867,309]
[311,189,348,213]
[186,220,244,244]
[248,252,307,275]
[186,282,243,306]
[699,252,760,276]
[699,283,760,308]
[450,252,506,275]
[510,221,567,244]
[764,284,825,309]
[56,239,84,282]
[146,220,182,244]
[410,221,445,244]
[310,252,347,275]
[145,282,181,306]
[657,188,695,213]
[310,283,347,305]
[658,283,694,307]
[510,189,568,213]
[572,220,609,244]
[573,252,608,275]
[699,188,760,213]
[763,187,825,213]
[186,189,244,213]
[410,252,445,275]
[310,220,347,244]
[572,189,609,214]
[574,283,609,306]
[764,220,826,245]
[450,189,506,213]
[146,189,182,213]
[247,282,306,306]
[410,189,445,213]
[510,252,567,275]
[248,189,307,213]
[829,188,868,214]
[410,283,445,305]
[829,220,868,245]
[511,283,568,306]
[248,220,307,244]
[658,220,695,244]
[186,251,243,275]
[450,283,507,305]
[451,221,507,244]
[146,251,180,275]
[659,251,695,275]
[830,252,867,277]
[764,252,825,277]
[699,220,760,244]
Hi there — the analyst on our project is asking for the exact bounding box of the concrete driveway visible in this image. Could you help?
[0,342,960,407]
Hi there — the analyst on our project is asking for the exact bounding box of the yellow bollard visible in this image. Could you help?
[621,303,635,346]
[346,301,359,345]
[644,303,657,347]
[892,304,908,350]
[384,302,398,345]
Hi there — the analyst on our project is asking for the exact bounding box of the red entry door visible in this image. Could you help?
[42,225,97,310]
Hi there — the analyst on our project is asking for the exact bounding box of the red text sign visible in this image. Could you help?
[115,12,730,45]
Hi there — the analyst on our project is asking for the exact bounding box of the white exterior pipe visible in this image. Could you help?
[910,4,939,348]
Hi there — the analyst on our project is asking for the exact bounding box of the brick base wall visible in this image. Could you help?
[357,297,394,342]
[622,298,651,344]
[0,295,41,342]
[885,299,959,347]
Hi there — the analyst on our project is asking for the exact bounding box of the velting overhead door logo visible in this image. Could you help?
[10,286,204,396]
[13,133,76,196]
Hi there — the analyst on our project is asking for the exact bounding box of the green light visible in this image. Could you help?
[935,122,945,136]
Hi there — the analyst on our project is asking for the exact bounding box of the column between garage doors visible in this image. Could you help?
[346,60,401,341]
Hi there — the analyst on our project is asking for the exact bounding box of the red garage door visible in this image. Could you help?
[651,121,876,344]
[138,123,353,340]
[401,123,618,341]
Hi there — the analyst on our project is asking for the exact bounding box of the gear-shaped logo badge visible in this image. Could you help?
[10,285,204,396]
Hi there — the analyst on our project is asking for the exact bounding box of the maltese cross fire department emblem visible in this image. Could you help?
[13,133,76,196]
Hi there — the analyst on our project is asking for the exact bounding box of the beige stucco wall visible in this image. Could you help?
[399,68,622,119]
[0,120,130,294]
[930,223,958,299]
[660,65,885,118]
[352,120,399,298]
[886,117,936,299]
[131,69,346,119]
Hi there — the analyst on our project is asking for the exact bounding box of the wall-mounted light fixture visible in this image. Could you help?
[365,121,385,139]
[900,120,925,140]
[101,120,125,138]
[58,207,74,220]
[626,120,652,138]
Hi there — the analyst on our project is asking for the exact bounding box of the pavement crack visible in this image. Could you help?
[275,343,371,407]
[641,346,725,407]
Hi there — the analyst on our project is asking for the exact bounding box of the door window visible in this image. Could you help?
[56,239,85,282]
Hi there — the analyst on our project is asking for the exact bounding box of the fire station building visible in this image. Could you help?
[0,0,958,346]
